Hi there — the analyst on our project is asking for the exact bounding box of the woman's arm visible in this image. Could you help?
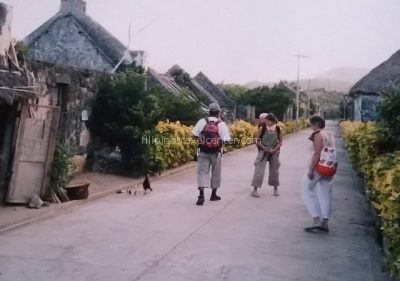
[255,126,263,146]
[271,133,283,153]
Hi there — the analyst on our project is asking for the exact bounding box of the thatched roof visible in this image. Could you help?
[24,3,132,67]
[0,70,34,104]
[147,68,207,111]
[166,65,218,106]
[193,72,234,110]
[350,49,400,97]
[147,68,183,95]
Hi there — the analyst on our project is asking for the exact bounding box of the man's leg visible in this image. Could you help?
[196,152,211,205]
[210,153,222,201]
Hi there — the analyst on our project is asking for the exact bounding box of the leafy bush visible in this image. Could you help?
[377,91,400,151]
[48,144,70,202]
[148,119,306,171]
[88,71,203,175]
[88,71,162,175]
[238,86,292,120]
[340,121,400,279]
[149,121,197,171]
[226,120,258,151]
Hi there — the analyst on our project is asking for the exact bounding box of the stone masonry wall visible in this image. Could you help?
[30,61,103,154]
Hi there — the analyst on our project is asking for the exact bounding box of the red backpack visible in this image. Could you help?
[199,118,221,153]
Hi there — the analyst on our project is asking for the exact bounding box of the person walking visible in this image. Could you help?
[302,115,336,232]
[192,103,231,206]
[250,113,282,198]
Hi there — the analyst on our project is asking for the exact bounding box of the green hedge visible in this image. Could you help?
[340,121,400,279]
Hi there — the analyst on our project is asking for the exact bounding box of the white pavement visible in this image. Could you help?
[0,121,393,281]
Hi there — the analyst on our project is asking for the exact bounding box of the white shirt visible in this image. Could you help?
[192,117,231,142]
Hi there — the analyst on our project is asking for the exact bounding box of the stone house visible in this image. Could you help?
[348,50,400,121]
[20,0,149,179]
[24,0,146,72]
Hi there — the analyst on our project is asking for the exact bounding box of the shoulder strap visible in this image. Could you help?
[260,124,266,139]
[320,131,335,147]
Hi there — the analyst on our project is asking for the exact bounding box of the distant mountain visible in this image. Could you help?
[316,67,370,83]
[243,67,371,93]
[244,81,274,89]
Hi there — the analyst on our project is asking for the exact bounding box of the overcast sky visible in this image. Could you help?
[3,0,400,84]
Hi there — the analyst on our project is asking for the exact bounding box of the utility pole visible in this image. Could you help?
[289,53,311,126]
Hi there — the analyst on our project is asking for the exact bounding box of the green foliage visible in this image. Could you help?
[377,91,400,151]
[14,41,29,61]
[224,120,258,152]
[88,70,163,175]
[88,70,203,175]
[340,121,400,279]
[219,84,248,102]
[150,87,204,126]
[149,121,197,171]
[48,144,70,202]
[238,86,292,120]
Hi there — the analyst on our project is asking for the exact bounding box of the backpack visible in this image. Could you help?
[315,132,338,177]
[199,118,221,153]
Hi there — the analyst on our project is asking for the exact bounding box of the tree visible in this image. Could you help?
[238,86,292,120]
[88,70,204,175]
[376,90,400,151]
[150,87,204,126]
[88,70,163,174]
[219,84,248,102]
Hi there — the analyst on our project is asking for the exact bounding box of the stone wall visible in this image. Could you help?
[29,61,103,156]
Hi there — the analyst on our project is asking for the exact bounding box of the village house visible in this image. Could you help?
[0,3,54,204]
[1,0,146,204]
[165,64,237,121]
[20,0,149,179]
[24,0,146,72]
[348,50,400,121]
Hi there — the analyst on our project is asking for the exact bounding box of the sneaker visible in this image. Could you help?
[273,189,280,196]
[210,194,221,201]
[251,190,260,198]
[196,196,205,206]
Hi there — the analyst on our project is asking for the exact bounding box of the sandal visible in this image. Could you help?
[304,225,322,233]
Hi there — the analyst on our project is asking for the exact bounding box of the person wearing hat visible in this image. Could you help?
[250,113,282,197]
[192,103,231,206]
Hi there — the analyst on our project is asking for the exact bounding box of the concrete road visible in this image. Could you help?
[0,121,392,281]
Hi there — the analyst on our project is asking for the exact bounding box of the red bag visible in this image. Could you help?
[199,118,221,153]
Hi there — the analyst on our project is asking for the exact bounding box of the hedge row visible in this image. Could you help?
[340,121,400,279]
[151,119,309,171]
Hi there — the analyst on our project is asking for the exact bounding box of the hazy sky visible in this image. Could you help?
[3,0,400,84]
